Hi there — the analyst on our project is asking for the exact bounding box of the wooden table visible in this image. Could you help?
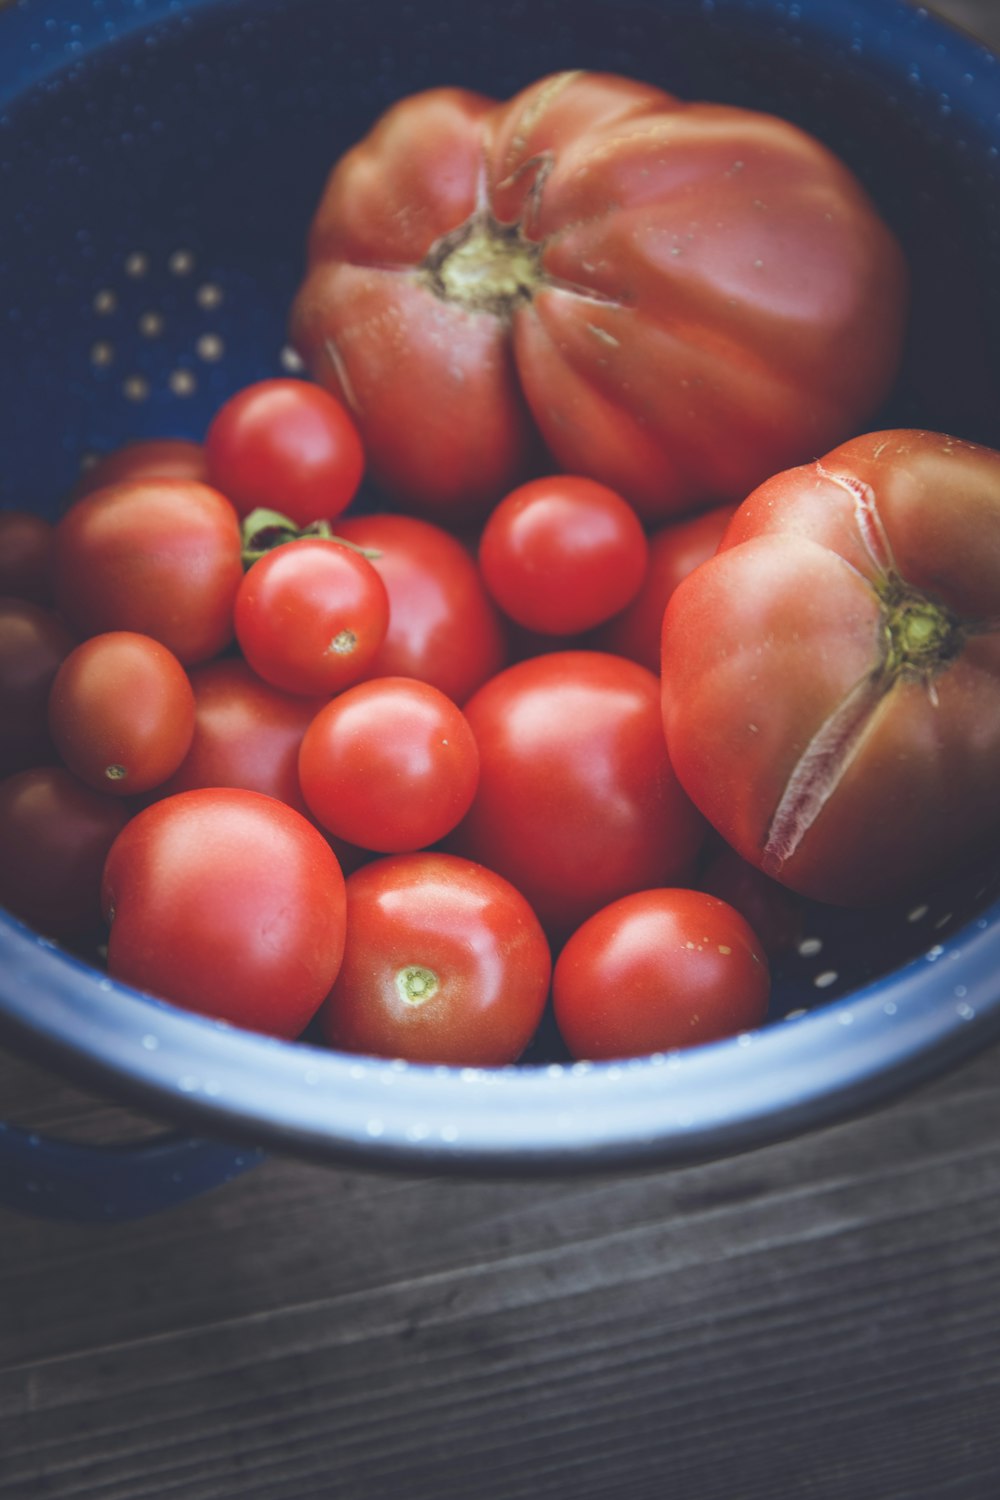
[3,3,1000,1496]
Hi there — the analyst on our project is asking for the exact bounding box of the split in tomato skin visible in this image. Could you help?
[102,788,347,1039]
[320,852,551,1066]
[451,650,706,939]
[661,429,1000,907]
[299,676,480,853]
[553,887,770,1061]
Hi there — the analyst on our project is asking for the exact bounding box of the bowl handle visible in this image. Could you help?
[0,1120,264,1223]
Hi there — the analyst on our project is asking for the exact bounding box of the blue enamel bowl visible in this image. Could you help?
[1,0,1000,1218]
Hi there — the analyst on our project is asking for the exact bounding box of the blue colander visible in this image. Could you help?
[2,0,1000,1221]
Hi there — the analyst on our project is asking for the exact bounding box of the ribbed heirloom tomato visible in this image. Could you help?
[291,71,906,521]
[661,429,1000,907]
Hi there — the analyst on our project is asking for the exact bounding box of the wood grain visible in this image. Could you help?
[2,3,1000,1498]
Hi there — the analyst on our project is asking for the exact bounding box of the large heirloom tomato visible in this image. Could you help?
[661,430,1000,908]
[290,72,907,522]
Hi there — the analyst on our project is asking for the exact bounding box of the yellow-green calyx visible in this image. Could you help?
[878,576,963,680]
[422,212,543,318]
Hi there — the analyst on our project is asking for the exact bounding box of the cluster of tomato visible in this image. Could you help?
[0,373,792,1065]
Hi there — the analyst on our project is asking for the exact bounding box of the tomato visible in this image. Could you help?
[478,475,648,635]
[290,73,906,521]
[152,658,324,817]
[73,439,208,499]
[235,537,389,696]
[661,429,1000,907]
[451,651,706,936]
[0,597,76,775]
[552,888,770,1061]
[698,844,802,957]
[334,512,508,703]
[52,479,243,665]
[0,512,55,605]
[320,852,551,1065]
[102,788,347,1038]
[299,677,479,852]
[593,502,736,672]
[205,378,364,527]
[0,766,129,937]
[48,632,195,797]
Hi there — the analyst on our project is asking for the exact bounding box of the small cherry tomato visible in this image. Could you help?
[102,788,347,1038]
[73,439,208,499]
[334,512,508,703]
[205,378,365,526]
[235,537,389,696]
[553,887,770,1060]
[48,632,195,797]
[299,677,479,852]
[0,766,129,937]
[320,852,551,1065]
[593,503,736,672]
[452,651,706,937]
[478,475,648,635]
[0,512,55,605]
[0,597,76,775]
[52,478,243,665]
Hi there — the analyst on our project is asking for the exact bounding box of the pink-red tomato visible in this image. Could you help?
[152,658,325,818]
[52,479,243,665]
[299,677,479,852]
[662,429,1000,906]
[101,788,347,1038]
[478,474,648,635]
[205,378,364,526]
[48,632,195,797]
[593,503,736,671]
[0,512,55,605]
[73,439,208,499]
[235,537,390,696]
[291,73,906,521]
[334,512,508,703]
[451,651,706,936]
[320,852,551,1065]
[0,766,129,937]
[0,597,76,775]
[552,888,770,1060]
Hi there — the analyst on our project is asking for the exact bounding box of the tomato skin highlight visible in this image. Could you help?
[299,677,480,853]
[52,479,244,666]
[102,789,347,1039]
[553,888,770,1061]
[478,475,649,635]
[662,429,1000,906]
[292,72,907,521]
[452,651,706,937]
[48,632,196,797]
[320,852,551,1066]
[205,378,364,527]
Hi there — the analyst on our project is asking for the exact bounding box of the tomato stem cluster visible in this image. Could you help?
[876,574,963,682]
[422,211,543,318]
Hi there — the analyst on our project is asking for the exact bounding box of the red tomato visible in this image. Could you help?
[320,852,551,1065]
[553,888,770,1060]
[334,512,508,703]
[102,788,347,1038]
[0,766,129,937]
[73,439,208,499]
[451,651,706,936]
[593,503,736,672]
[235,537,389,696]
[52,479,243,665]
[291,73,906,521]
[0,597,76,775]
[662,429,1000,906]
[152,658,324,817]
[0,512,55,605]
[48,632,195,797]
[478,475,648,635]
[299,677,479,852]
[205,378,364,526]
